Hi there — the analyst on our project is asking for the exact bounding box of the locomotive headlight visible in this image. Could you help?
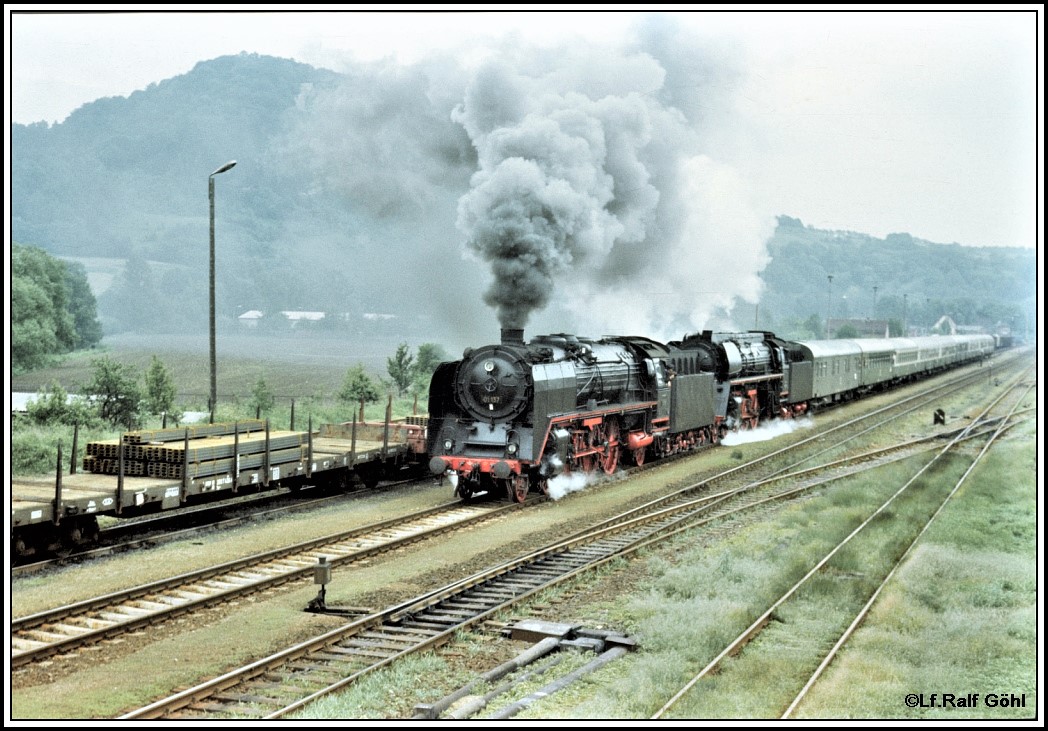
[443,439,453,450]
[507,443,518,455]
[484,360,496,373]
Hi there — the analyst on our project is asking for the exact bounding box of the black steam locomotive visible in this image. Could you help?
[427,327,996,502]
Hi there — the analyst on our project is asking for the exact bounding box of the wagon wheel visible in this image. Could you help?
[62,517,100,549]
[600,418,621,474]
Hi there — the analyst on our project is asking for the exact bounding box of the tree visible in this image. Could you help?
[387,343,415,396]
[414,343,448,378]
[11,276,60,371]
[97,252,158,333]
[339,364,381,421]
[13,244,76,349]
[64,260,103,349]
[144,355,181,422]
[411,342,450,393]
[251,377,275,416]
[12,243,79,370]
[835,324,860,339]
[26,382,97,427]
[802,314,825,339]
[26,382,70,425]
[83,357,142,429]
[11,244,102,370]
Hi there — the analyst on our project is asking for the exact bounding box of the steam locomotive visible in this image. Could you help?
[427,327,996,502]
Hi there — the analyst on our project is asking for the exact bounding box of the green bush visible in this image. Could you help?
[11,422,110,475]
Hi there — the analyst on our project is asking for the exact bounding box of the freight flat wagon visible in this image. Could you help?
[11,416,428,560]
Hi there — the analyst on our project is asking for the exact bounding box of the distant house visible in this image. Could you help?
[281,311,326,327]
[238,310,264,328]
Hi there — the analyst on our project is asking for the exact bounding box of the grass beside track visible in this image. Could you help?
[791,425,1037,720]
[278,420,1037,720]
[511,421,1038,720]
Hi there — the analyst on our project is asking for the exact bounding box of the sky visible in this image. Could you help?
[5,6,1042,252]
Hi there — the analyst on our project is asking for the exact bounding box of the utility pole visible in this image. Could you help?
[826,274,834,337]
[208,160,237,421]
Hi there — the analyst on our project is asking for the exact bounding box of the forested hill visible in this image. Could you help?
[13,53,343,260]
[758,217,1034,337]
[11,53,1035,341]
[12,52,479,337]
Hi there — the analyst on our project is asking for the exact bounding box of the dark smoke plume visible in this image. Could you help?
[451,26,773,336]
[287,18,774,342]
[452,58,661,329]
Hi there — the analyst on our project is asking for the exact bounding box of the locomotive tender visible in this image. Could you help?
[427,328,996,502]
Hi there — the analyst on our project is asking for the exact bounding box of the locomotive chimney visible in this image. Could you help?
[502,328,525,346]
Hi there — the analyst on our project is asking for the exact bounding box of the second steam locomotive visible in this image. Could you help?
[427,327,996,502]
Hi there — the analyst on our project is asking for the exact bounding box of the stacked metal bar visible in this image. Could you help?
[123,420,265,444]
[82,422,306,480]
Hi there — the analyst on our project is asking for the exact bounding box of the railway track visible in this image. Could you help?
[651,368,1035,719]
[116,368,1032,720]
[12,474,431,576]
[12,355,1023,670]
[12,352,1028,717]
[118,474,828,718]
[11,498,537,669]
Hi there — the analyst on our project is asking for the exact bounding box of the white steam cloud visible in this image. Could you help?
[286,17,775,340]
[547,471,599,501]
[720,416,815,446]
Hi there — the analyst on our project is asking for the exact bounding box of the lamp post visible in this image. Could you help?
[209,160,237,421]
[902,293,908,337]
[826,274,834,337]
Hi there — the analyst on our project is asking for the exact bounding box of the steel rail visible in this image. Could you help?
[650,366,1033,719]
[12,498,536,668]
[117,395,1029,720]
[780,376,1035,718]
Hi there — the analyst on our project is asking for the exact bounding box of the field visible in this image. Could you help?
[11,333,440,407]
